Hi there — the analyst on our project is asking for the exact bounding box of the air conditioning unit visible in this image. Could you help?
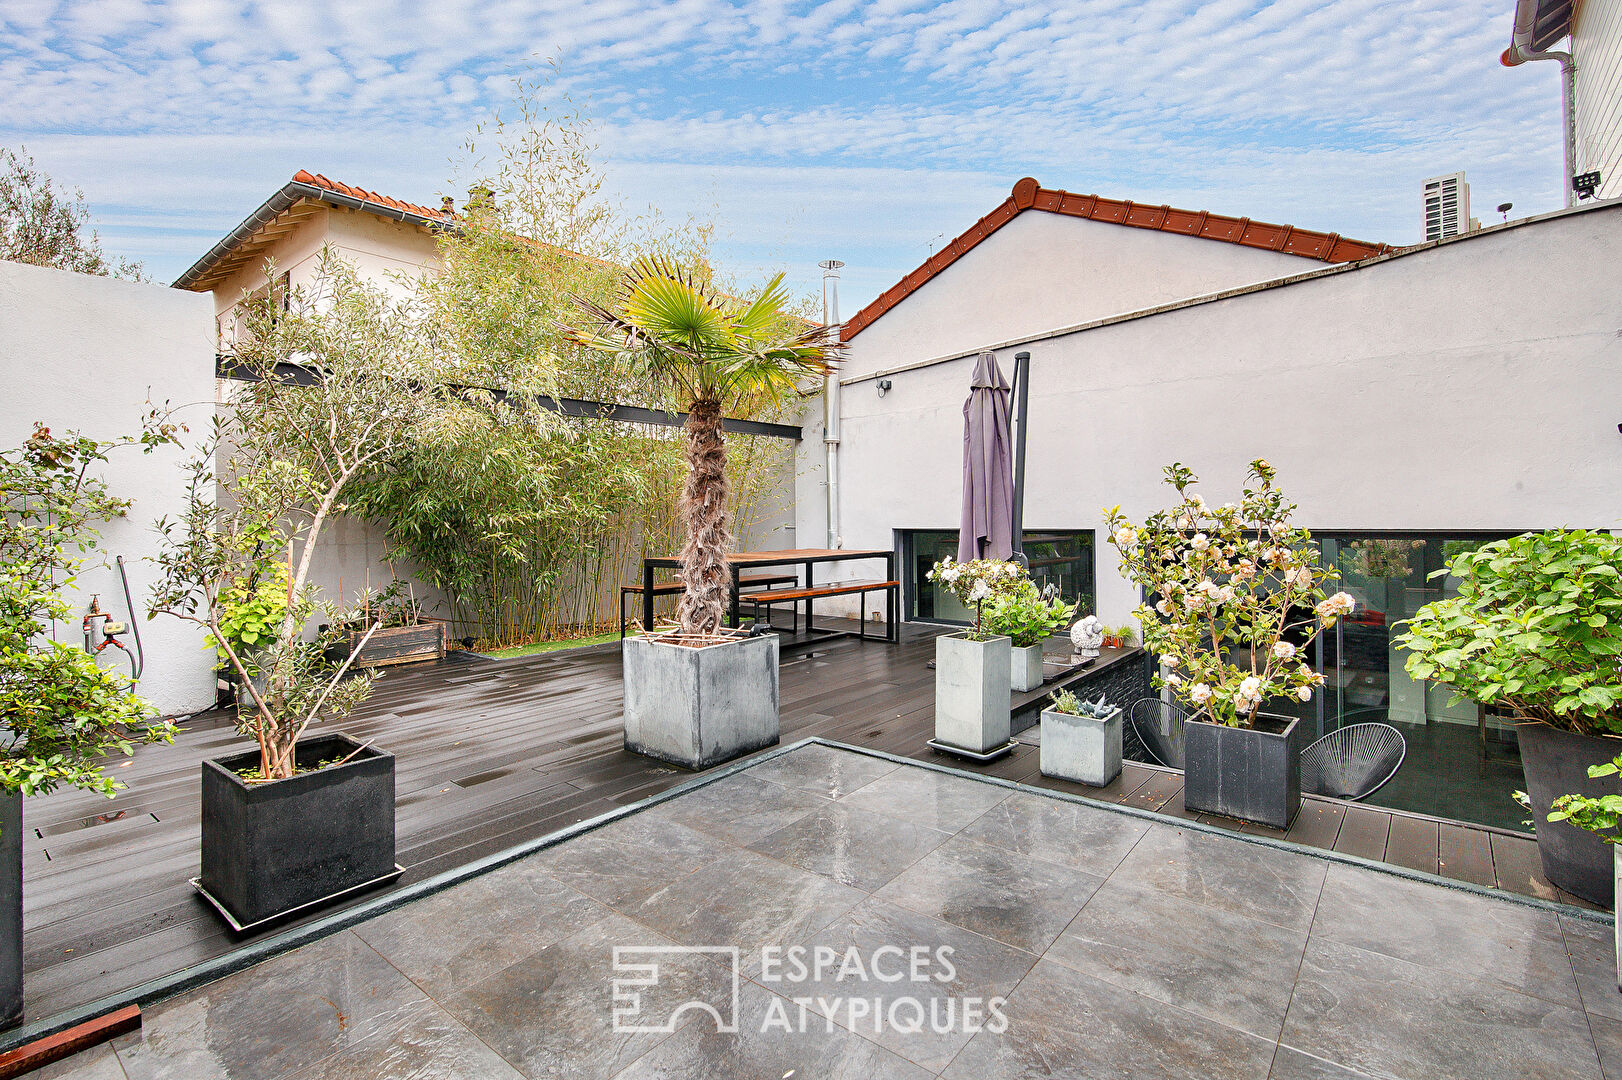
[1422,172,1470,242]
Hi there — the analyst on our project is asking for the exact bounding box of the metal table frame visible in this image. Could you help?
[640,548,898,644]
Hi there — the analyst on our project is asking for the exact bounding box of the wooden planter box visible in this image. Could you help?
[345,619,447,668]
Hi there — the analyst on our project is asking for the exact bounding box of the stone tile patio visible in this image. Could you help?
[41,743,1620,1079]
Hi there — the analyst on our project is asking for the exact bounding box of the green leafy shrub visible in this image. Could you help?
[983,581,1075,648]
[926,557,1028,639]
[1546,754,1622,843]
[1396,529,1622,735]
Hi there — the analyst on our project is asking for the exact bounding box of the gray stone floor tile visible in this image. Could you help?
[1587,1012,1622,1080]
[528,812,738,908]
[1280,936,1603,1080]
[744,744,901,799]
[940,958,1276,1080]
[282,999,525,1080]
[641,773,830,845]
[620,846,866,969]
[784,897,1038,1073]
[1562,914,1622,1023]
[613,978,934,1079]
[1267,1046,1380,1079]
[837,767,1011,832]
[112,931,432,1080]
[1046,878,1307,1041]
[748,800,951,891]
[875,836,1102,954]
[1311,863,1580,1007]
[956,790,1153,876]
[32,1042,126,1080]
[443,911,730,1080]
[352,860,612,998]
[1110,824,1327,932]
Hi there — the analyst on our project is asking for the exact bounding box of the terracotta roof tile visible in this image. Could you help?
[840,177,1395,341]
[292,169,453,222]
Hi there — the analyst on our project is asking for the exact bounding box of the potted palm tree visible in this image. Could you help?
[1398,529,1622,905]
[564,257,840,769]
[1105,460,1355,829]
[0,425,177,1026]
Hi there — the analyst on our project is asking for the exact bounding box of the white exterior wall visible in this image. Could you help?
[0,261,219,716]
[816,203,1622,626]
[845,210,1324,372]
[1575,0,1622,199]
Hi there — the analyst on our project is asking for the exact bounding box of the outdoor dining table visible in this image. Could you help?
[640,548,898,642]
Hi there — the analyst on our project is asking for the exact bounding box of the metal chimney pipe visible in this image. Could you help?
[820,260,844,549]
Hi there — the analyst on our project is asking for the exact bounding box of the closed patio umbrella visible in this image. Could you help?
[958,352,1015,562]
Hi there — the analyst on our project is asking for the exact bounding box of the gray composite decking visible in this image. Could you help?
[14,622,1593,1032]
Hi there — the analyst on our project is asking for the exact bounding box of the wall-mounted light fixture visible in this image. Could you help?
[876,378,893,397]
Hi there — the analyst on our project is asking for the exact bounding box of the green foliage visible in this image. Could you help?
[1,146,145,279]
[1546,754,1622,843]
[209,562,290,667]
[984,581,1076,648]
[926,557,1029,639]
[1105,460,1351,727]
[0,425,176,801]
[1047,689,1115,719]
[1395,530,1622,735]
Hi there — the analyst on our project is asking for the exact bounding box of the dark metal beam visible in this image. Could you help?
[214,357,802,440]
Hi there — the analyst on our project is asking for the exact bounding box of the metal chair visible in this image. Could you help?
[1128,697,1189,769]
[1301,722,1406,801]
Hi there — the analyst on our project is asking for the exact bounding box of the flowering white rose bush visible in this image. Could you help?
[1104,459,1356,728]
[926,557,1028,639]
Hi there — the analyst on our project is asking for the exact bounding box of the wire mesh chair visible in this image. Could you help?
[1128,697,1189,769]
[1301,723,1406,801]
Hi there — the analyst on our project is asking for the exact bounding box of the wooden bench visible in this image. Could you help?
[619,572,797,637]
[739,579,900,642]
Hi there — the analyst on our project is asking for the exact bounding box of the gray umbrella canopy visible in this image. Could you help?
[958,352,1015,562]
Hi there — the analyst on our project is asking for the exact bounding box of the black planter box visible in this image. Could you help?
[199,734,397,930]
[1519,722,1622,906]
[1184,714,1301,829]
[0,791,20,1028]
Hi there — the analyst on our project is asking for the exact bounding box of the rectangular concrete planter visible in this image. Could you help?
[934,632,1012,754]
[1039,706,1122,788]
[622,632,780,769]
[200,734,396,929]
[0,791,19,1029]
[1011,644,1045,692]
[1183,714,1301,829]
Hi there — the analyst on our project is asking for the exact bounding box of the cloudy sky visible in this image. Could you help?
[2,0,1564,309]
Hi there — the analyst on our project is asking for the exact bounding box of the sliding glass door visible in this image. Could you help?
[902,530,1095,625]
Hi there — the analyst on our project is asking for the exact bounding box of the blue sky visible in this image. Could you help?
[1,1,1565,310]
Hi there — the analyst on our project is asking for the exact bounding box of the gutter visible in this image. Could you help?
[172,181,457,290]
[1503,0,1577,207]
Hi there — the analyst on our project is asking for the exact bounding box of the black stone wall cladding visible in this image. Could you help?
[1075,651,1156,762]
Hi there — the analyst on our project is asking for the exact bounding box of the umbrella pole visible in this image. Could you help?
[1009,350,1031,567]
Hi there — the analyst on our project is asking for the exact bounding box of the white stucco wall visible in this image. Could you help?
[843,210,1327,376]
[814,201,1622,626]
[0,260,219,716]
[1576,0,1622,200]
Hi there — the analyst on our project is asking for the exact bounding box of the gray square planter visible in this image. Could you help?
[622,632,780,769]
[1183,714,1301,829]
[934,632,1011,754]
[1039,706,1122,788]
[1011,644,1045,692]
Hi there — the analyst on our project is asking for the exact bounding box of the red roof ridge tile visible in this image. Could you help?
[840,177,1395,341]
[292,169,453,222]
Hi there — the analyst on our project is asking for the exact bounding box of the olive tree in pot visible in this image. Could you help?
[925,558,1028,757]
[1397,529,1622,905]
[151,256,431,928]
[563,257,840,769]
[0,426,177,1026]
[1105,460,1355,829]
[984,580,1076,693]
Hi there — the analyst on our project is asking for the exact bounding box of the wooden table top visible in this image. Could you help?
[646,548,891,565]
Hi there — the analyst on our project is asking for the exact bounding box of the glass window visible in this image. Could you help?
[903,530,1094,624]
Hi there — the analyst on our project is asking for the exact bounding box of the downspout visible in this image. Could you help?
[820,260,844,549]
[1008,351,1031,568]
[1502,0,1576,207]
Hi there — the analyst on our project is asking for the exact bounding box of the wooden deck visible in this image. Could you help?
[16,622,1586,1029]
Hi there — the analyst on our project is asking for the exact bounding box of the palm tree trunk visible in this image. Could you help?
[676,399,731,637]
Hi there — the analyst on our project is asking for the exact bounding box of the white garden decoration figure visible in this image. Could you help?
[1103,459,1357,728]
[1070,615,1104,659]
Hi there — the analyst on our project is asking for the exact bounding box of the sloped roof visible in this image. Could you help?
[173,171,456,291]
[841,177,1396,341]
